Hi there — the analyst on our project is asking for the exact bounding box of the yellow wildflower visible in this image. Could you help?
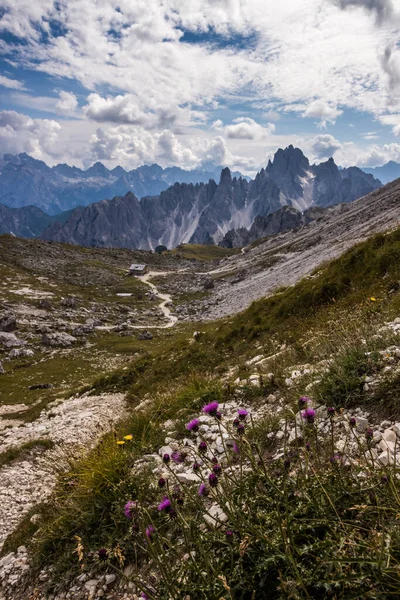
[370,297,377,302]
[117,440,125,445]
[123,434,133,441]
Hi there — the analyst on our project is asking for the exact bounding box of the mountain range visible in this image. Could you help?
[0,152,245,215]
[362,161,400,185]
[0,204,72,238]
[41,146,382,250]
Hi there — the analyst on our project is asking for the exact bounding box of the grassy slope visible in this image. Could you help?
[3,228,400,596]
[165,243,239,261]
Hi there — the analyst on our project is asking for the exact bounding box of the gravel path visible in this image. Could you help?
[0,392,126,550]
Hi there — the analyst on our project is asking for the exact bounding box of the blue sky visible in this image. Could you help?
[1,0,400,173]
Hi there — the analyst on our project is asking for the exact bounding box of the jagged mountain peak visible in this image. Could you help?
[219,166,232,186]
[41,150,382,251]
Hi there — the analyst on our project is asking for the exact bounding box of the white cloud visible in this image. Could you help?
[213,117,275,140]
[302,100,343,127]
[333,141,400,167]
[1,0,399,123]
[83,93,205,130]
[56,91,78,115]
[0,75,26,91]
[89,124,257,171]
[333,0,395,25]
[0,110,61,157]
[310,134,342,158]
[2,0,400,172]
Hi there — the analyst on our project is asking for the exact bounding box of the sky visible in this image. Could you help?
[1,0,400,175]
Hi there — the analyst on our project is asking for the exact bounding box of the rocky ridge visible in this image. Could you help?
[41,146,381,250]
[0,153,245,215]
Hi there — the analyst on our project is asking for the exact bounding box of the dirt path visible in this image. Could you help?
[134,271,178,329]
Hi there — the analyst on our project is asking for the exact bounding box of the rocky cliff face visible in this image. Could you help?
[0,153,245,215]
[0,204,71,238]
[41,146,382,250]
[219,205,327,248]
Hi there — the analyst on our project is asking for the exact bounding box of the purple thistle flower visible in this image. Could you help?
[349,417,356,427]
[381,475,389,485]
[226,530,234,539]
[330,454,341,464]
[145,525,155,540]
[302,407,316,424]
[365,427,374,441]
[158,497,172,512]
[233,418,240,428]
[237,423,245,435]
[171,451,185,464]
[124,500,137,519]
[211,456,218,464]
[305,442,311,452]
[186,419,199,432]
[140,594,149,600]
[232,441,240,454]
[158,477,166,488]
[202,401,219,417]
[97,548,108,560]
[198,441,207,453]
[213,464,222,474]
[198,483,209,496]
[208,472,218,487]
[237,408,248,420]
[327,407,336,416]
[163,453,170,464]
[193,461,200,471]
[298,396,310,409]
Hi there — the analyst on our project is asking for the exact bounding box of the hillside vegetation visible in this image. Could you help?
[166,243,239,262]
[3,229,400,599]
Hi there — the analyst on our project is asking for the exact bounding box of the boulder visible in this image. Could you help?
[41,332,77,347]
[137,331,153,340]
[28,383,54,390]
[203,279,215,290]
[0,312,17,332]
[61,297,77,308]
[38,299,52,310]
[0,332,26,348]
[355,417,368,433]
[8,348,34,359]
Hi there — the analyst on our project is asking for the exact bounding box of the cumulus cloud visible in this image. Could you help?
[213,118,275,140]
[82,93,204,130]
[56,91,78,115]
[89,124,257,171]
[302,100,343,128]
[0,75,26,91]
[0,0,398,123]
[381,43,400,96]
[310,134,342,158]
[333,0,394,24]
[0,110,61,156]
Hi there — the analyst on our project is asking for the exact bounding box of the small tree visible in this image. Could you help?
[155,245,167,254]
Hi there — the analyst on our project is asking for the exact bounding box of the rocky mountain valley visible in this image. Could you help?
[1,173,400,598]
